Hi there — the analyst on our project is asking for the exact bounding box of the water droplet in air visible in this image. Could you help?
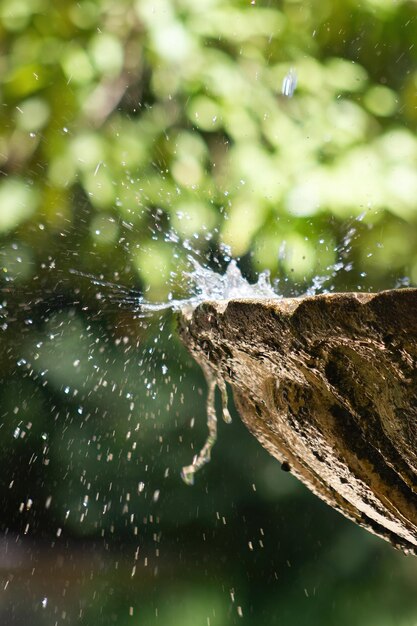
[282,68,297,97]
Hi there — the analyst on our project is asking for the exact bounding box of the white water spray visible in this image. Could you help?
[72,258,280,485]
[72,258,279,315]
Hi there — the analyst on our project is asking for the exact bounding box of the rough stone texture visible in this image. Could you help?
[178,289,417,554]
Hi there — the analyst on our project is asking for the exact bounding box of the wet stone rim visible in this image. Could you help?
[178,289,417,555]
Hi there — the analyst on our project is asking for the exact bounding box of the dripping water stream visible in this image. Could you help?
[181,368,232,486]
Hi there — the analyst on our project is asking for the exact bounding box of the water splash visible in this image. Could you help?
[71,258,279,318]
[181,258,278,304]
[71,259,278,486]
[74,242,379,486]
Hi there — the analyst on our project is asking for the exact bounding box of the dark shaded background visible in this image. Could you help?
[1,0,417,623]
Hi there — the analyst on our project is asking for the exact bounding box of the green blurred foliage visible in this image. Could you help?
[1,0,417,624]
[1,0,417,291]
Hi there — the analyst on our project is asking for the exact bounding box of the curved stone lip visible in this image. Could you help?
[180,286,417,317]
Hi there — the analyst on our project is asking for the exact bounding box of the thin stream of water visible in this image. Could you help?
[181,366,233,486]
[180,370,218,485]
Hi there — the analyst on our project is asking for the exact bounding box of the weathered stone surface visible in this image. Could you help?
[178,290,417,554]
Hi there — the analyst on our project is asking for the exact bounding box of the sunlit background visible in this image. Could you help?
[1,0,417,624]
